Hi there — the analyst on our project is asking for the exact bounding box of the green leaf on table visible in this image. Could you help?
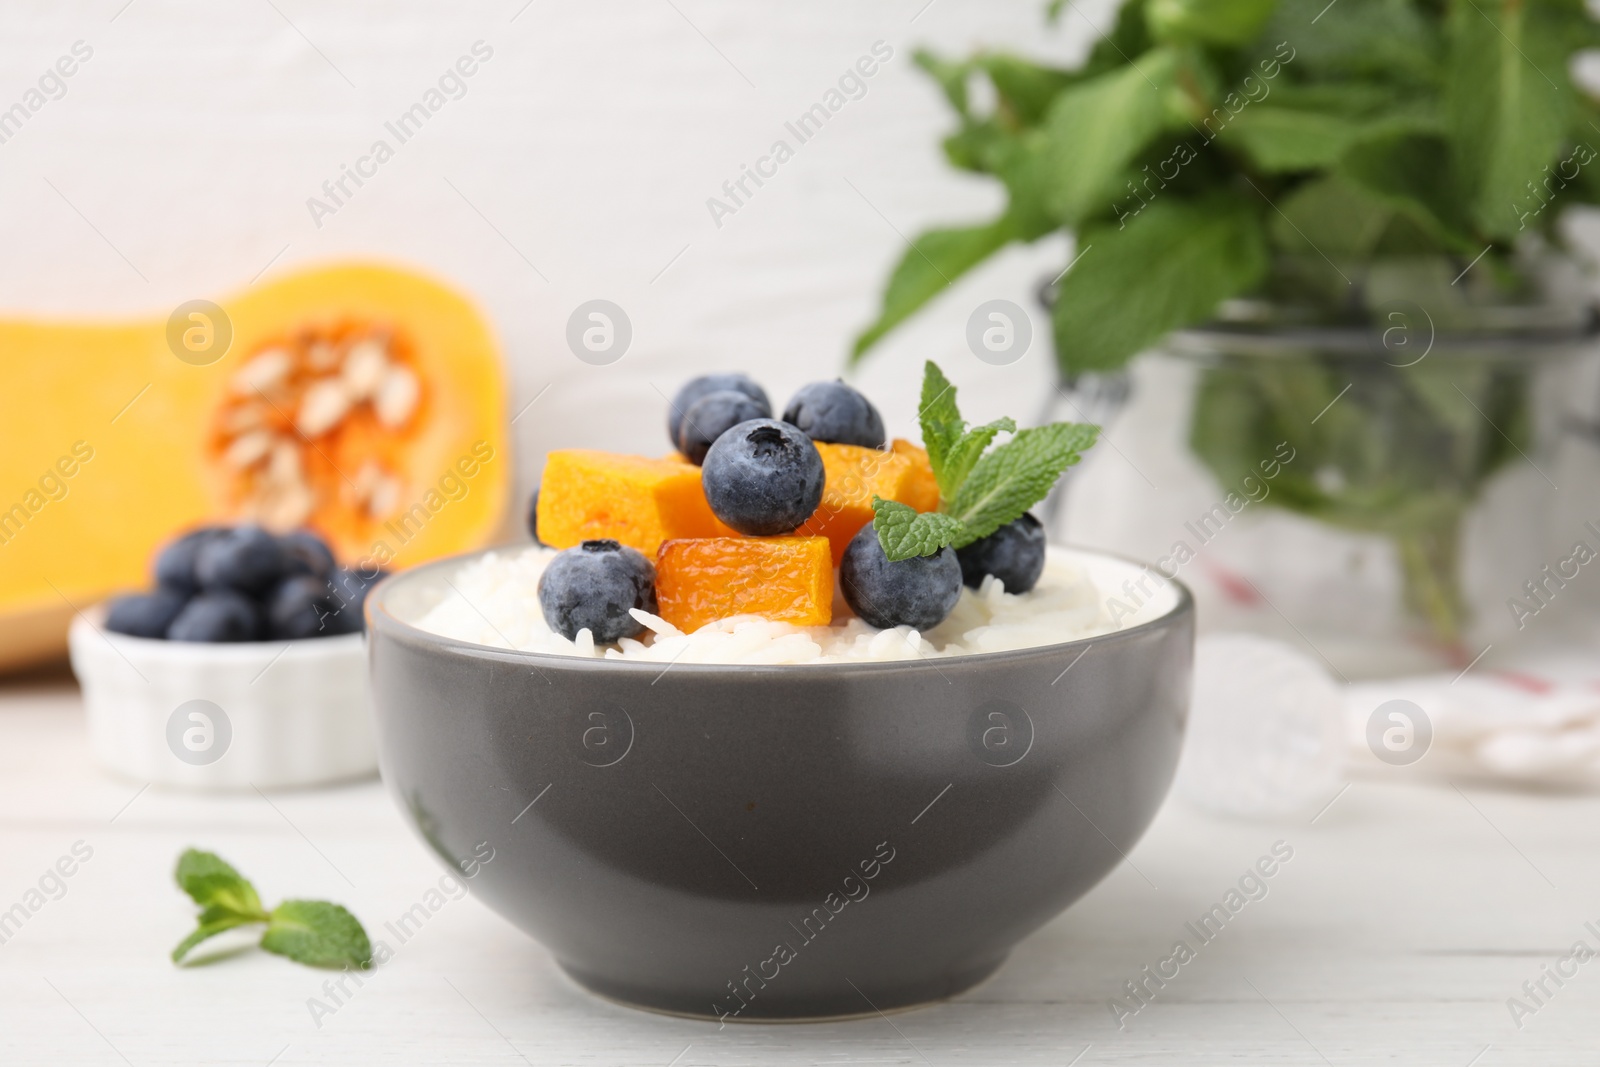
[1147,0,1278,46]
[850,214,1019,361]
[171,914,261,964]
[170,848,371,971]
[945,422,1100,546]
[261,900,373,971]
[1053,192,1268,375]
[174,849,264,919]
[1036,48,1180,225]
[870,499,968,562]
[1445,0,1571,238]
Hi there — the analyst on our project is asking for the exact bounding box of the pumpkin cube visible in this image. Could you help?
[537,450,734,555]
[799,442,927,564]
[891,438,941,513]
[655,536,832,632]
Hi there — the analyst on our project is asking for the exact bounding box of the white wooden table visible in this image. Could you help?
[3,670,1598,1066]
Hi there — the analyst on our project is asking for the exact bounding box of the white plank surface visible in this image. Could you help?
[3,672,1600,1065]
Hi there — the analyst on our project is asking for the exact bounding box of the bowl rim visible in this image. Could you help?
[365,544,1194,676]
[69,606,366,666]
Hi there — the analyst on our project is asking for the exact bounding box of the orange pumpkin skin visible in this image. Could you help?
[799,442,927,564]
[537,450,734,555]
[891,438,941,513]
[0,262,509,671]
[655,536,833,632]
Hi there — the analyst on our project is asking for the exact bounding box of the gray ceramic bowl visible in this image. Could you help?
[368,547,1192,1021]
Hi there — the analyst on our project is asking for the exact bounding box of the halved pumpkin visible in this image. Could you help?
[0,262,509,670]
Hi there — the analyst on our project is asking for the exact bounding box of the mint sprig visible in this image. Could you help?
[171,848,371,970]
[944,422,1100,544]
[873,361,1098,561]
[872,498,967,559]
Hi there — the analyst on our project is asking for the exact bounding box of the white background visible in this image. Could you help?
[0,0,1108,519]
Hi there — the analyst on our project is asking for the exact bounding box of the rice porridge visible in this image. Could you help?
[412,545,1171,665]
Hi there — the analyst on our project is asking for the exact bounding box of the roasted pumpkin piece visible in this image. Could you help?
[655,536,833,632]
[891,438,941,513]
[799,442,923,564]
[537,450,733,554]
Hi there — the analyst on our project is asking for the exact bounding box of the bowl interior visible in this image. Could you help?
[372,543,1184,666]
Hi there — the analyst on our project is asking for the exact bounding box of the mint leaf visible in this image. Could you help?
[1035,48,1179,224]
[1219,107,1366,172]
[170,849,369,971]
[1080,0,1154,76]
[891,361,1100,558]
[975,53,1079,126]
[871,498,966,562]
[1270,175,1395,260]
[261,900,373,971]
[172,915,260,964]
[946,423,1099,546]
[850,216,1018,360]
[1261,0,1438,86]
[1338,131,1474,252]
[915,362,1017,499]
[917,360,963,477]
[941,417,1016,498]
[1053,192,1268,374]
[913,49,973,115]
[175,849,265,919]
[1444,0,1571,238]
[1147,0,1276,46]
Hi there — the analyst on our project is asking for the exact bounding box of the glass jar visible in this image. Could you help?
[1046,311,1600,680]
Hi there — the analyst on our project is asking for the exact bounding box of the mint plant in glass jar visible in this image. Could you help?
[851,0,1600,676]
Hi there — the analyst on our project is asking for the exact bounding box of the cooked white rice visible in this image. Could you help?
[410,544,1166,665]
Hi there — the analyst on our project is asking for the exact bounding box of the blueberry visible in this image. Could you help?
[279,529,336,579]
[667,373,770,450]
[700,419,826,536]
[104,589,189,638]
[956,513,1046,594]
[167,591,261,642]
[538,540,656,643]
[265,575,343,639]
[322,566,389,634]
[782,380,885,449]
[154,526,226,594]
[677,390,771,465]
[527,487,545,546]
[195,525,289,595]
[839,523,963,631]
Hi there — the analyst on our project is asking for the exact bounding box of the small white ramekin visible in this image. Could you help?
[68,611,378,791]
